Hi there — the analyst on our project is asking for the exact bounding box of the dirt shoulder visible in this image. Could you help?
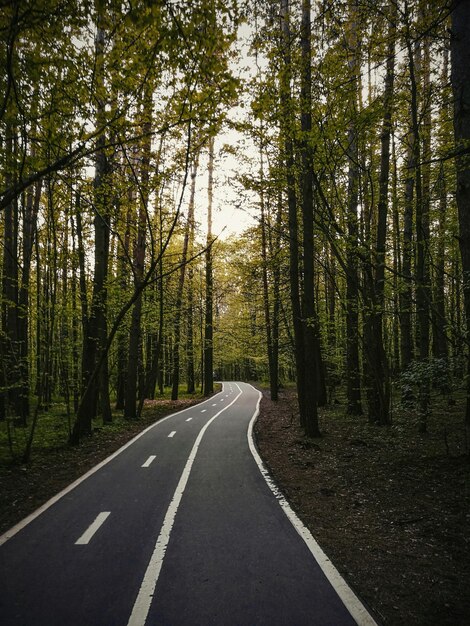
[254,386,470,626]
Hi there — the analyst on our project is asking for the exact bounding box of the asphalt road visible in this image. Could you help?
[0,382,377,626]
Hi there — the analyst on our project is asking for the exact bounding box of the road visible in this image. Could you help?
[0,382,377,625]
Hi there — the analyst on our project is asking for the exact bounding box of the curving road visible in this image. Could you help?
[0,382,377,625]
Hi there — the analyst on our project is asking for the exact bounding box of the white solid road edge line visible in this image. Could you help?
[246,384,378,626]
[75,511,111,545]
[126,384,243,626]
[0,385,227,547]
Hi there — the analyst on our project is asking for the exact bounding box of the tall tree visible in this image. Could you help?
[203,136,215,396]
[124,84,153,418]
[451,0,470,424]
[344,0,362,416]
[280,0,307,426]
[171,151,198,401]
[71,0,111,441]
[300,0,321,436]
[364,0,397,425]
[406,0,431,431]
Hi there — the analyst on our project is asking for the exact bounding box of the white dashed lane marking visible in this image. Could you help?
[141,456,156,468]
[75,512,111,545]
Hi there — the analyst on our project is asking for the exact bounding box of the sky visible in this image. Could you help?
[192,22,259,240]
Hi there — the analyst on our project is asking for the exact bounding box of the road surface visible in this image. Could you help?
[0,382,377,625]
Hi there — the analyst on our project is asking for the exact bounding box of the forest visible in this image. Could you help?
[1,0,470,458]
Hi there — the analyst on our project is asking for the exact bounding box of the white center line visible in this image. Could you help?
[212,403,217,406]
[75,512,110,545]
[186,417,193,422]
[201,409,206,413]
[127,384,243,626]
[141,455,156,468]
[168,431,176,438]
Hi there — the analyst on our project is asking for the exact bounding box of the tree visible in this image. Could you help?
[363,0,397,425]
[451,0,470,424]
[344,0,363,416]
[203,136,215,396]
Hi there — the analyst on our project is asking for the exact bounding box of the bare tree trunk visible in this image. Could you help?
[391,138,401,374]
[172,154,198,400]
[203,137,215,396]
[186,155,199,394]
[401,132,415,370]
[432,50,450,361]
[407,3,430,432]
[300,0,320,436]
[1,117,22,422]
[70,211,80,412]
[71,3,110,442]
[125,85,152,417]
[259,138,278,400]
[280,0,306,425]
[115,195,132,409]
[17,165,41,425]
[345,0,362,416]
[365,0,396,425]
[451,0,470,424]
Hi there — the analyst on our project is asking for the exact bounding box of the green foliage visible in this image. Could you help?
[399,358,454,412]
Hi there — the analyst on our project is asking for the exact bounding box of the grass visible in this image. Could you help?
[0,385,217,467]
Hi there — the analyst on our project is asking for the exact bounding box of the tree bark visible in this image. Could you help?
[203,136,215,397]
[432,49,450,361]
[300,0,320,436]
[407,4,430,431]
[280,0,306,425]
[451,0,470,424]
[260,136,278,401]
[71,3,111,441]
[365,0,396,425]
[171,153,198,400]
[125,85,152,417]
[186,155,199,394]
[401,132,415,370]
[345,0,362,416]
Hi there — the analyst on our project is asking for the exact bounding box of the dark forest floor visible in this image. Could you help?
[254,386,470,626]
[1,387,469,625]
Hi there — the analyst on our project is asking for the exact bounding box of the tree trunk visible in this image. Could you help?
[186,155,199,394]
[407,6,430,432]
[432,50,450,361]
[203,137,215,396]
[125,85,152,418]
[17,174,41,425]
[345,0,362,416]
[300,0,320,436]
[71,3,110,442]
[401,132,415,370]
[280,0,306,425]
[432,163,449,361]
[1,117,23,423]
[171,154,198,400]
[259,137,278,401]
[365,0,396,425]
[451,0,470,424]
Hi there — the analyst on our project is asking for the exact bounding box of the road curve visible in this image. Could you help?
[0,382,377,625]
